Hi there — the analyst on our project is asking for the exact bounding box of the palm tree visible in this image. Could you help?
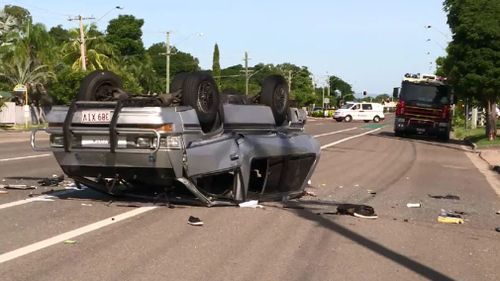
[62,24,118,71]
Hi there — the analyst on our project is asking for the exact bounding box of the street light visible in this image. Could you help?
[94,6,123,23]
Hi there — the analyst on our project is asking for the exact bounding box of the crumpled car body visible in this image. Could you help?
[33,102,320,206]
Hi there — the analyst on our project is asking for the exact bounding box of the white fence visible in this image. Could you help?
[0,102,47,126]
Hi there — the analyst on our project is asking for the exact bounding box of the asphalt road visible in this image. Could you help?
[0,115,499,281]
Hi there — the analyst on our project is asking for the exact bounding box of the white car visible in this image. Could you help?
[333,102,385,123]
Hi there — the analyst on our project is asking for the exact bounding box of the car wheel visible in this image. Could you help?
[171,72,190,94]
[181,72,220,132]
[335,118,343,122]
[373,116,380,123]
[261,75,289,125]
[77,71,124,101]
[364,120,370,123]
[344,115,352,122]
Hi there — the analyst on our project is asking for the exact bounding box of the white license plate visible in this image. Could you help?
[416,128,426,133]
[81,136,126,148]
[81,110,112,123]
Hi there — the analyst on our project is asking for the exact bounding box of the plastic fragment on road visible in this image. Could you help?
[239,200,264,208]
[303,189,317,197]
[64,240,77,244]
[406,203,422,208]
[188,216,203,226]
[0,190,8,194]
[81,203,93,207]
[307,180,312,185]
[38,175,65,187]
[367,189,377,195]
[437,216,464,224]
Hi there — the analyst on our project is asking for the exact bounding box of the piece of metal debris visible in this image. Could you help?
[3,184,36,190]
[188,216,203,226]
[367,189,377,195]
[64,240,77,244]
[0,190,8,194]
[428,194,460,200]
[38,175,65,187]
[437,209,464,224]
[337,204,378,219]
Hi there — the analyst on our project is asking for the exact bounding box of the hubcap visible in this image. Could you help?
[197,81,214,113]
[273,86,287,113]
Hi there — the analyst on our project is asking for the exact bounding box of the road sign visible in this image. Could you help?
[324,98,330,104]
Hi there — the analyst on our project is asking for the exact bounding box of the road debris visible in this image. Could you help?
[367,189,376,195]
[81,203,93,207]
[239,200,264,208]
[437,209,464,224]
[0,190,8,195]
[2,184,36,190]
[64,240,77,244]
[31,195,56,202]
[406,202,422,208]
[188,216,203,226]
[496,210,500,215]
[38,175,65,186]
[495,227,500,232]
[354,184,359,187]
[302,189,317,197]
[337,204,378,219]
[428,194,460,200]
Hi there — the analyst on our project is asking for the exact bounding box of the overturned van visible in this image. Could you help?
[32,71,320,206]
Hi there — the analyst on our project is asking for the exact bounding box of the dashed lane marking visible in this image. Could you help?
[0,206,158,264]
[0,154,52,163]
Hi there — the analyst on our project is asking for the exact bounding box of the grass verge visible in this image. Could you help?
[453,126,500,148]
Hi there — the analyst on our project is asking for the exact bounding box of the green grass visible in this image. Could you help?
[453,125,500,148]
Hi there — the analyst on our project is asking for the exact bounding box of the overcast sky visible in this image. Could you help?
[2,0,451,97]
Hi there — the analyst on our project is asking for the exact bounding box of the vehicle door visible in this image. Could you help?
[350,104,361,120]
[360,103,373,120]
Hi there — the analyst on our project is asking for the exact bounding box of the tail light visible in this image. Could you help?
[441,105,450,119]
[396,100,405,115]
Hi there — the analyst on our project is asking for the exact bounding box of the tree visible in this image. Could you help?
[442,0,500,140]
[106,15,145,57]
[212,43,221,87]
[49,25,70,44]
[62,24,118,71]
[328,75,354,106]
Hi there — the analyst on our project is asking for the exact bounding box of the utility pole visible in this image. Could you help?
[244,51,250,96]
[165,31,171,93]
[288,70,292,94]
[68,15,95,71]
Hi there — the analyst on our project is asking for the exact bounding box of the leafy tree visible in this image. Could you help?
[106,15,145,57]
[49,67,88,105]
[442,0,500,140]
[328,75,354,106]
[212,43,221,87]
[49,25,70,44]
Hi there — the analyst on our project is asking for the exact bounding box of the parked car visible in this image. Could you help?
[32,71,320,206]
[333,102,384,122]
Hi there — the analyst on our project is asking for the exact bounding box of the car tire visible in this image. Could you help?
[181,72,220,132]
[344,115,352,122]
[364,120,370,123]
[171,72,190,94]
[261,75,289,126]
[373,116,381,123]
[77,71,124,101]
[335,118,343,122]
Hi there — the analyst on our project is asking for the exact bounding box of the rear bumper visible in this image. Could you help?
[394,117,449,135]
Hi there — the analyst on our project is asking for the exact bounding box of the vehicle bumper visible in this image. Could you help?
[394,117,449,135]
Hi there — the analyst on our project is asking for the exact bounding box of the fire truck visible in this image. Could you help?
[394,73,453,141]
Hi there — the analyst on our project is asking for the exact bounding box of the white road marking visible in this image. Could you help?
[320,128,382,150]
[0,154,52,163]
[0,190,75,210]
[0,206,157,264]
[313,127,357,138]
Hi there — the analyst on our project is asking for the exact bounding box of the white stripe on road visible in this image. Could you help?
[0,206,158,264]
[0,154,52,163]
[320,128,382,150]
[313,127,357,138]
[0,190,76,210]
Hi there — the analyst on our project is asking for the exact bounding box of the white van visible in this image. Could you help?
[333,102,385,123]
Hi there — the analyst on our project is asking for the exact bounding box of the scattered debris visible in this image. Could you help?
[31,196,56,202]
[38,175,65,186]
[406,202,422,208]
[239,200,264,208]
[338,185,343,189]
[81,203,93,207]
[0,190,8,195]
[496,227,500,232]
[437,209,464,224]
[428,194,460,200]
[354,184,359,187]
[302,189,317,197]
[496,210,500,215]
[64,240,77,244]
[337,204,378,219]
[321,183,326,187]
[367,189,377,195]
[188,216,203,226]
[307,179,312,185]
[403,219,409,222]
[2,184,36,190]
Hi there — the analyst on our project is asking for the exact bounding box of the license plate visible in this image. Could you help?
[81,136,126,148]
[416,128,426,134]
[81,110,112,123]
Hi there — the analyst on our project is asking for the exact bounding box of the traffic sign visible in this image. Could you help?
[13,84,27,92]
